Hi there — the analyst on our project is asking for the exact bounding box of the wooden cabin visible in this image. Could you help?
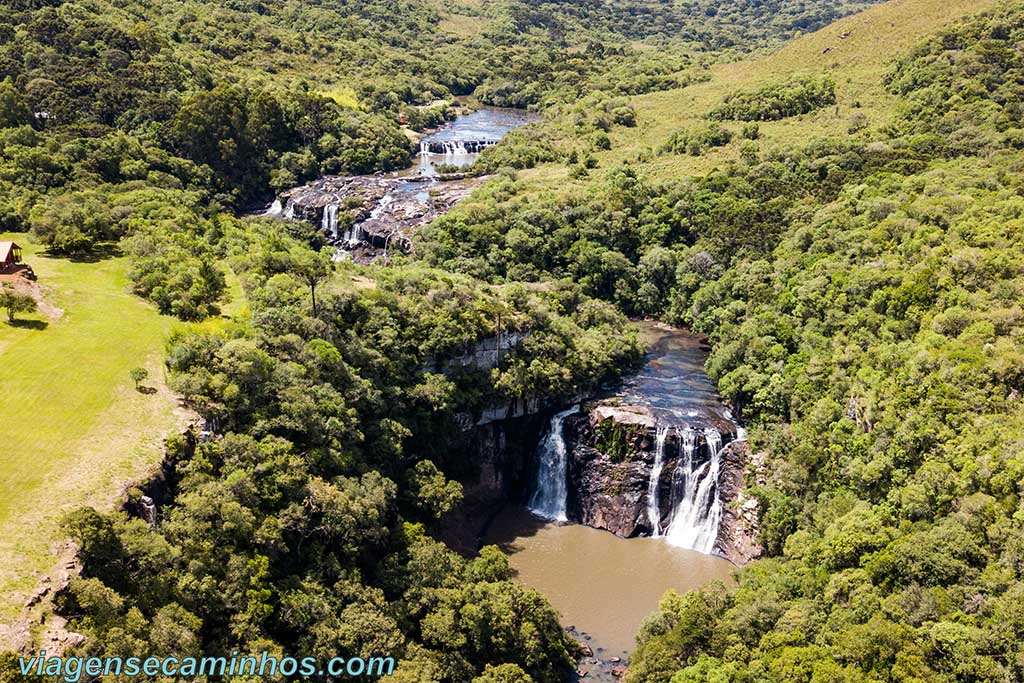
[0,241,32,280]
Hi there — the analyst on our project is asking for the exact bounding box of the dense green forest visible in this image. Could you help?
[417,4,1024,682]
[0,0,881,319]
[40,219,642,683]
[8,0,1021,682]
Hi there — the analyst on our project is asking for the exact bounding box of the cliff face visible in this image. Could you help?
[565,403,763,564]
[439,412,549,554]
[713,440,764,565]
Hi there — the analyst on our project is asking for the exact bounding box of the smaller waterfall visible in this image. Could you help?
[646,426,670,536]
[321,204,340,239]
[421,139,498,155]
[265,199,284,217]
[664,427,725,554]
[528,406,580,521]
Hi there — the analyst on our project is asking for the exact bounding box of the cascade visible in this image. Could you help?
[645,426,670,536]
[669,427,696,512]
[528,406,580,521]
[421,139,498,155]
[664,427,724,554]
[265,199,283,217]
[342,223,362,246]
[321,204,339,238]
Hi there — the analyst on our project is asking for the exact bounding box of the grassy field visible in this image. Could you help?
[0,236,189,640]
[517,0,1001,192]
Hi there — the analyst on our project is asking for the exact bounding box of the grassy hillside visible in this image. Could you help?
[0,236,188,639]
[508,0,1001,190]
[614,0,1001,174]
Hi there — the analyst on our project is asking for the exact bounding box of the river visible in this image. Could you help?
[484,507,733,661]
[414,107,537,175]
[483,323,737,667]
[264,107,536,261]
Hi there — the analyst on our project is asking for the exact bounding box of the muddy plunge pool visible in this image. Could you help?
[483,507,734,661]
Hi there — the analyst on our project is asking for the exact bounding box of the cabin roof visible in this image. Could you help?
[0,242,18,262]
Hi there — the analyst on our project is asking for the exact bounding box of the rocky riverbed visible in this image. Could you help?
[266,173,486,262]
[262,106,536,262]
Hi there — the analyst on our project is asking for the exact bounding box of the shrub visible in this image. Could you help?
[709,75,836,121]
[659,124,733,155]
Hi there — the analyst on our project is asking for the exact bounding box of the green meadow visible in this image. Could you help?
[0,236,185,630]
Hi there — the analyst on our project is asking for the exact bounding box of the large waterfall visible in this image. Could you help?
[524,325,742,557]
[664,427,724,554]
[646,427,670,537]
[528,406,579,521]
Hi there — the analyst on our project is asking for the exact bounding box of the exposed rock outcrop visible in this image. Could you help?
[713,440,764,565]
[265,173,486,259]
[425,330,530,375]
[566,409,652,537]
[563,402,762,564]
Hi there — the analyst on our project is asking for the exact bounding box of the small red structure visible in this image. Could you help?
[0,241,34,280]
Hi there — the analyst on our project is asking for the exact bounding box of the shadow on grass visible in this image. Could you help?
[66,242,124,263]
[7,318,48,330]
[38,242,124,263]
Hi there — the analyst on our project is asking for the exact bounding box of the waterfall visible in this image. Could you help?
[343,223,362,246]
[646,426,670,536]
[421,139,499,155]
[664,427,725,554]
[321,204,339,239]
[669,427,696,513]
[265,199,283,217]
[528,406,580,521]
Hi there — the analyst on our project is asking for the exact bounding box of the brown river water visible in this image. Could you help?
[484,506,735,659]
[483,323,739,665]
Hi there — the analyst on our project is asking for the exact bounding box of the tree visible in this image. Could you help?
[472,664,534,683]
[289,248,332,318]
[129,367,149,390]
[0,285,37,322]
[407,460,463,520]
[0,78,32,129]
